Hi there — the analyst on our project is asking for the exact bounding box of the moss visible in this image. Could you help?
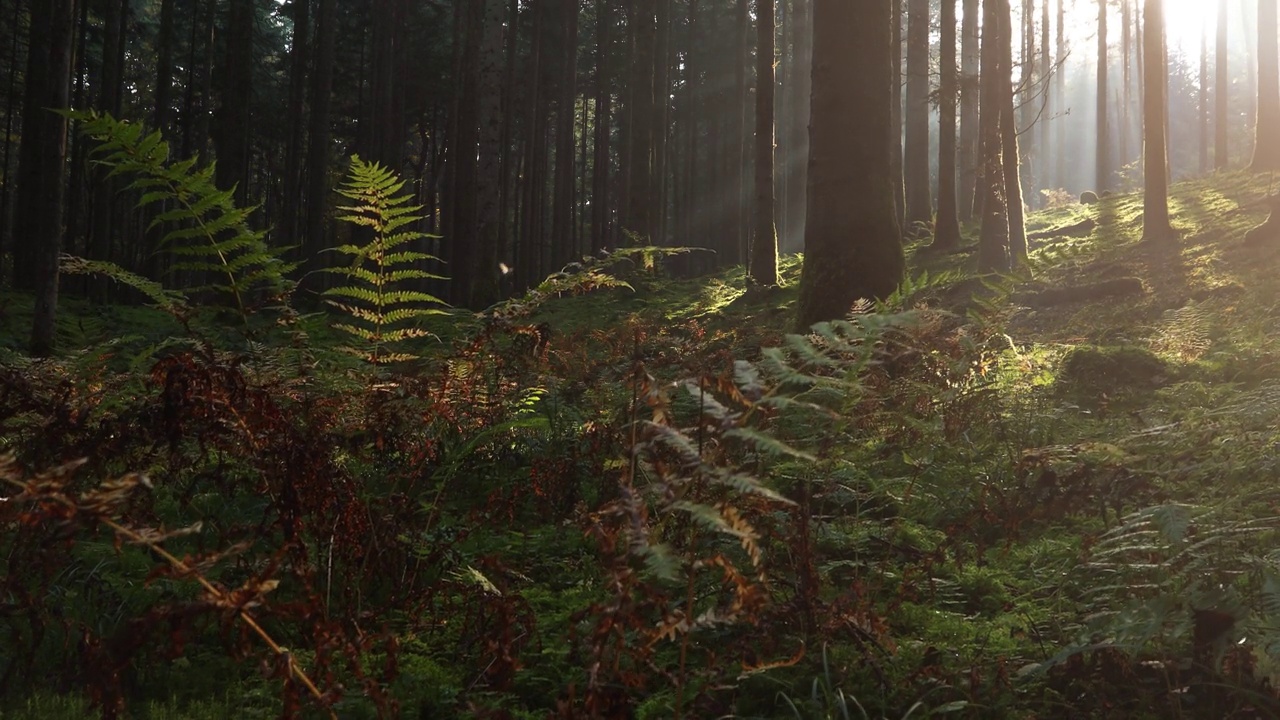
[1080,190,1100,205]
[1058,344,1169,392]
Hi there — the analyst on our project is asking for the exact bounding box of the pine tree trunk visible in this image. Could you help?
[302,0,335,290]
[783,0,811,252]
[651,0,671,246]
[960,0,979,220]
[472,0,505,306]
[155,0,175,135]
[552,0,579,267]
[749,0,778,286]
[1000,0,1026,261]
[626,0,656,242]
[590,0,612,252]
[1096,0,1110,191]
[1252,0,1280,171]
[216,0,253,205]
[0,0,25,277]
[89,0,127,285]
[731,0,749,264]
[797,0,903,327]
[282,0,309,251]
[18,0,74,355]
[933,0,962,250]
[1200,22,1209,174]
[1142,0,1173,240]
[904,0,931,232]
[978,0,1010,271]
[1215,0,1229,169]
[890,0,905,230]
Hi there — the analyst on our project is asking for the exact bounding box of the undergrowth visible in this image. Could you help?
[5,154,1280,718]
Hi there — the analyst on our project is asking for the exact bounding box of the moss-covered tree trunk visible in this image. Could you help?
[796,0,903,328]
[749,0,778,286]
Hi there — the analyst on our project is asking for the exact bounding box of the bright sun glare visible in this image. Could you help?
[1057,0,1221,56]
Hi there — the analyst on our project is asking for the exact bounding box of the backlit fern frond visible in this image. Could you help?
[323,156,448,364]
[68,111,293,323]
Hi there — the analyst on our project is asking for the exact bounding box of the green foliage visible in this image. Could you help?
[67,111,293,322]
[322,155,448,363]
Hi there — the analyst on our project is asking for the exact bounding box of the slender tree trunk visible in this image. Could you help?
[89,0,127,282]
[797,0,903,328]
[0,0,24,277]
[891,0,905,230]
[155,0,175,134]
[552,0,579,266]
[651,0,671,245]
[784,0,811,250]
[1120,0,1131,168]
[1252,0,1280,171]
[904,0,931,231]
[1039,0,1051,192]
[282,0,309,251]
[1200,22,1209,174]
[216,0,253,205]
[749,0,778,285]
[960,0,979,220]
[978,0,1009,271]
[302,0,335,291]
[626,0,656,242]
[1215,0,1229,169]
[1055,0,1065,187]
[1000,0,1026,261]
[17,0,75,354]
[1096,0,1110,191]
[732,0,749,264]
[472,0,505,306]
[591,0,612,252]
[933,0,962,249]
[1142,0,1173,240]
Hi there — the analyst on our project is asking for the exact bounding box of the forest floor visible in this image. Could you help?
[5,171,1280,719]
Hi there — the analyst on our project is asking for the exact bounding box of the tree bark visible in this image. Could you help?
[904,0,931,231]
[960,0,979,220]
[16,0,75,355]
[591,0,612,252]
[552,0,579,267]
[1252,0,1280,171]
[999,0,1026,262]
[749,0,778,285]
[471,0,506,306]
[933,0,962,250]
[1215,0,1228,169]
[891,0,905,230]
[1142,0,1173,240]
[1096,0,1110,191]
[978,0,1009,271]
[625,0,656,242]
[302,0,335,291]
[215,0,253,205]
[796,0,903,327]
[155,0,175,135]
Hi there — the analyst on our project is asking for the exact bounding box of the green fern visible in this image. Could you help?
[68,111,292,322]
[322,156,448,364]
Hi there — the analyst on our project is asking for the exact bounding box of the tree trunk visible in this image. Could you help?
[1142,0,1173,240]
[1252,0,1280,171]
[1096,0,1110,191]
[933,0,962,250]
[282,0,309,251]
[891,0,905,230]
[215,0,253,205]
[904,0,931,232]
[1215,0,1229,169]
[978,0,1009,271]
[796,0,903,327]
[784,0,811,251]
[552,0,579,266]
[999,0,1026,262]
[0,0,25,277]
[591,0,612,252]
[749,0,778,285]
[16,0,75,355]
[1200,22,1209,174]
[155,0,175,134]
[731,0,749,264]
[960,0,979,220]
[302,0,335,290]
[88,0,127,283]
[626,0,656,242]
[472,0,506,306]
